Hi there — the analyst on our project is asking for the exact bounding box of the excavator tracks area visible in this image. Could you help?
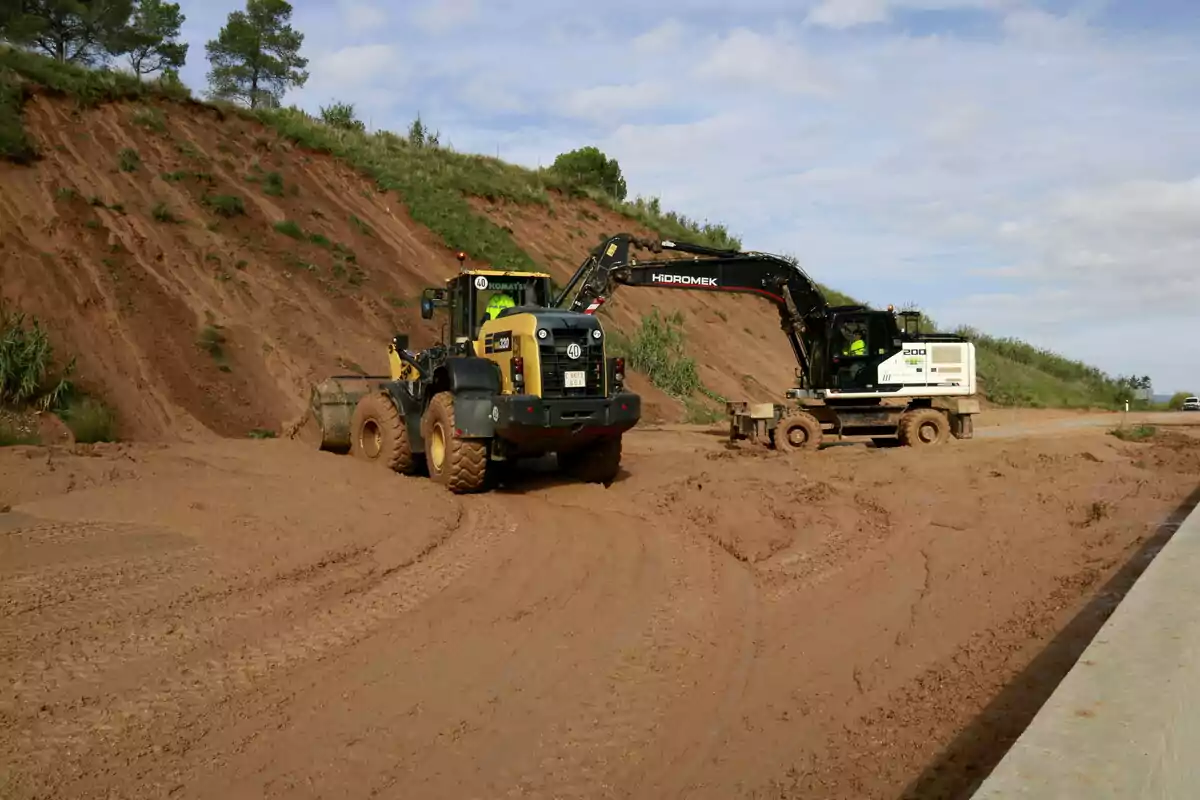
[2,413,1198,799]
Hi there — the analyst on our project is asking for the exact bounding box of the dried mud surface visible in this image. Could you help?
[2,422,1198,799]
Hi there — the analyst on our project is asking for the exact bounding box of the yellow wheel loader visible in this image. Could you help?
[309,254,641,493]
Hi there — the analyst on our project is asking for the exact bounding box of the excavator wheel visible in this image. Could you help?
[898,407,950,447]
[559,435,622,485]
[350,391,417,474]
[422,391,488,493]
[772,410,822,453]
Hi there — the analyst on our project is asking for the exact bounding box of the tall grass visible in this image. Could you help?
[608,309,702,398]
[0,304,73,409]
[59,395,117,443]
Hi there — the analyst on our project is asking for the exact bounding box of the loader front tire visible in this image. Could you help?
[772,410,822,453]
[350,391,417,474]
[899,407,950,447]
[422,391,488,494]
[559,435,622,485]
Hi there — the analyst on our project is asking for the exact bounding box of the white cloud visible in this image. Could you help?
[411,0,478,34]
[1001,7,1093,47]
[632,19,685,54]
[806,0,889,28]
[694,28,834,95]
[458,77,526,114]
[310,44,401,88]
[337,0,388,33]
[560,82,670,123]
[995,177,1200,312]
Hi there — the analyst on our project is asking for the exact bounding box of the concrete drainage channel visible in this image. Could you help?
[969,491,1200,798]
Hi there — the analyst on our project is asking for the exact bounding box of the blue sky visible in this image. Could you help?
[169,0,1200,393]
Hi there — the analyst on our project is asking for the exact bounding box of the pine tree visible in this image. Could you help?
[124,0,187,79]
[205,0,308,109]
[3,0,134,65]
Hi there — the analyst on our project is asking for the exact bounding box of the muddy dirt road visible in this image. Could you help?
[2,420,1198,799]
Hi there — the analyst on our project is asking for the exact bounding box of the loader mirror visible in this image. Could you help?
[420,298,435,319]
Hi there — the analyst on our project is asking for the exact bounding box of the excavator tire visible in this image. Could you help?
[772,410,822,453]
[899,407,950,447]
[559,435,622,485]
[422,391,488,493]
[350,391,417,474]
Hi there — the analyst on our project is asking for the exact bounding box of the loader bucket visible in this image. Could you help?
[309,375,386,452]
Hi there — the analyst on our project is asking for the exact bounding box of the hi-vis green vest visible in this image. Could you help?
[485,294,515,319]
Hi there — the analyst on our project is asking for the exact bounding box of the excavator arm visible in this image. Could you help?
[554,233,834,388]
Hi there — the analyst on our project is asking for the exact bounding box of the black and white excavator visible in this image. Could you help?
[553,233,981,451]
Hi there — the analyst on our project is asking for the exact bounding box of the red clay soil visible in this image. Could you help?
[2,425,1197,799]
[0,95,784,439]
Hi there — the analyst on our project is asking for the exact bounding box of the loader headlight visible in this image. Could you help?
[591,329,602,339]
[537,328,548,339]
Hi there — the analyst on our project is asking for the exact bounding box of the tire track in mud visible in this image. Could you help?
[495,501,759,800]
[4,500,517,778]
[1,524,375,710]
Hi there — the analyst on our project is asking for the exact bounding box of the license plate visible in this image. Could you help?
[564,370,586,388]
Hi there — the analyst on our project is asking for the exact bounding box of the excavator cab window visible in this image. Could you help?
[834,318,869,358]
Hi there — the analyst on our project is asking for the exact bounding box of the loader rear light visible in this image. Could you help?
[511,356,524,385]
[614,357,625,384]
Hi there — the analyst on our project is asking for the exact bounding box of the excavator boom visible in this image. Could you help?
[555,233,835,388]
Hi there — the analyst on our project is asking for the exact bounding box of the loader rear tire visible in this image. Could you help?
[422,391,488,494]
[773,410,822,453]
[559,435,622,485]
[899,407,950,447]
[350,391,416,474]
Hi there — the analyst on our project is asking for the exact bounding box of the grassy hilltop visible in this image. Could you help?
[0,45,1145,442]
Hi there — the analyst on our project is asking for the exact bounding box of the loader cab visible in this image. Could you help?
[421,269,555,342]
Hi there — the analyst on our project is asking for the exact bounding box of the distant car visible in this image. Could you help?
[1183,396,1200,411]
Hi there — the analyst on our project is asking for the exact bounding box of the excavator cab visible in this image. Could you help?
[826,309,899,392]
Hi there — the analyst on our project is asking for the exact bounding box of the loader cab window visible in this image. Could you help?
[464,275,552,337]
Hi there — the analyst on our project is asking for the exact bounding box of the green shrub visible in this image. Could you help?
[130,105,166,132]
[273,219,303,238]
[203,193,246,217]
[60,395,117,443]
[1110,424,1156,442]
[0,304,72,409]
[263,171,284,196]
[196,324,232,371]
[1167,392,1195,410]
[319,101,366,132]
[117,147,141,171]
[609,309,701,398]
[0,74,37,164]
[684,398,724,424]
[151,201,178,222]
